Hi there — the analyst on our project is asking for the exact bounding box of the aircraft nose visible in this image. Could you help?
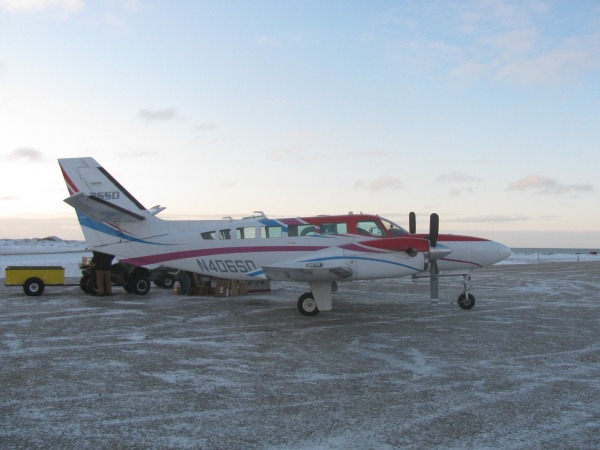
[497,242,512,262]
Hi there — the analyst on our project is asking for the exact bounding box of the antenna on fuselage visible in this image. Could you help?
[253,211,268,219]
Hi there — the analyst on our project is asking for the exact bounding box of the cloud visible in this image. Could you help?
[382,2,600,84]
[0,0,84,17]
[0,195,18,201]
[355,176,404,191]
[196,123,218,131]
[256,35,279,46]
[7,148,44,162]
[138,108,178,122]
[266,145,305,162]
[436,171,483,183]
[508,175,593,195]
[345,150,387,158]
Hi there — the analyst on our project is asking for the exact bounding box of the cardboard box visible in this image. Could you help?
[230,280,239,296]
[246,280,271,293]
[214,280,229,297]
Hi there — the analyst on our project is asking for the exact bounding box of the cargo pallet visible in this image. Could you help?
[4,266,77,296]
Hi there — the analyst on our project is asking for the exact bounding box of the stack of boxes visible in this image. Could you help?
[175,274,270,297]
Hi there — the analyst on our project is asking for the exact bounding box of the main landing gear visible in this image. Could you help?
[457,274,475,310]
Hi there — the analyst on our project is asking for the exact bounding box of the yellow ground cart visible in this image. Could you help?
[5,266,68,296]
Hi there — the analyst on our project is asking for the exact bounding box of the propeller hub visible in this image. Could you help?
[428,243,452,261]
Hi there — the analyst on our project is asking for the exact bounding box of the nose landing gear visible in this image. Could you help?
[457,274,475,309]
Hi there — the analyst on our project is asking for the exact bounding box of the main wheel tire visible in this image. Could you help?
[457,293,475,310]
[23,277,45,296]
[80,274,90,293]
[297,292,319,316]
[161,275,175,289]
[154,275,175,289]
[85,276,99,296]
[129,275,151,295]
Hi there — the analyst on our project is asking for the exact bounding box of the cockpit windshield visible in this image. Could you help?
[380,217,409,236]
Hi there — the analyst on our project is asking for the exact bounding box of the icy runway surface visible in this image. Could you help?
[2,262,600,449]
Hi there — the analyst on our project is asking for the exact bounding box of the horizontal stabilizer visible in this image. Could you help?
[64,192,146,223]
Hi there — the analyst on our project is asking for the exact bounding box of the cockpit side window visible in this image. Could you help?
[356,220,385,237]
[380,217,409,236]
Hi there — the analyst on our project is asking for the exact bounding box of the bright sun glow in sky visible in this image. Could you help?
[1,0,599,247]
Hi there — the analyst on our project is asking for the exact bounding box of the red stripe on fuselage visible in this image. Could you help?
[121,245,328,267]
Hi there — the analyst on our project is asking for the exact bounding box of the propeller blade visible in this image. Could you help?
[409,212,416,234]
[430,260,439,303]
[429,213,439,247]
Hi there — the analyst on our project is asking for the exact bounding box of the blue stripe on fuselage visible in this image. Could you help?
[77,212,168,245]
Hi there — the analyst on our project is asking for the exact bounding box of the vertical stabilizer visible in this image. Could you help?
[58,157,164,253]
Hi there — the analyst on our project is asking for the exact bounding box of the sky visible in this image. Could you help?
[0,0,599,248]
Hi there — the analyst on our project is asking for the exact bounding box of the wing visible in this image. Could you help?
[262,262,353,282]
[64,192,146,223]
[261,248,353,282]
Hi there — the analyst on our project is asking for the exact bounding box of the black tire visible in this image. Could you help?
[80,274,90,293]
[154,275,175,289]
[161,275,175,289]
[85,276,99,296]
[297,292,319,316]
[129,275,151,295]
[23,278,45,296]
[457,293,475,310]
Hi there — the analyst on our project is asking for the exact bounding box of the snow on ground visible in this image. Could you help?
[2,238,600,448]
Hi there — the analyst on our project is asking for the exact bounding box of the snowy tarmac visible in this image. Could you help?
[2,262,600,449]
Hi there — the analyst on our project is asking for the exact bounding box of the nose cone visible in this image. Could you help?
[472,240,512,267]
[497,243,512,263]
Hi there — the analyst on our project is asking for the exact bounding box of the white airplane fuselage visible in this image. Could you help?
[59,157,511,314]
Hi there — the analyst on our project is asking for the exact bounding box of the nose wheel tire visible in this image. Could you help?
[298,292,319,316]
[457,293,475,309]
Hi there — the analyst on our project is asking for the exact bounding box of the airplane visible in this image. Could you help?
[58,157,511,315]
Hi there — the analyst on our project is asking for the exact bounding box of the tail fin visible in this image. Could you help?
[59,157,148,212]
[58,157,164,252]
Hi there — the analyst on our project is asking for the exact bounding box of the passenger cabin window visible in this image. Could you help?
[236,226,256,239]
[356,220,385,237]
[201,231,216,240]
[219,229,231,240]
[288,224,315,237]
[320,222,348,235]
[261,226,283,238]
